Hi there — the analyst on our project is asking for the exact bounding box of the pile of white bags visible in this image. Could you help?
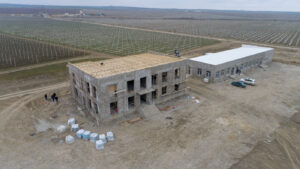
[90,133,99,142]
[67,118,75,126]
[65,118,115,150]
[65,135,75,144]
[76,129,85,139]
[96,140,104,150]
[106,131,114,141]
[71,124,79,132]
[99,134,107,143]
[83,130,91,140]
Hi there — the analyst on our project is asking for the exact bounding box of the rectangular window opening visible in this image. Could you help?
[140,94,147,104]
[206,71,211,78]
[231,67,235,75]
[175,68,180,79]
[94,103,98,114]
[152,90,157,99]
[174,84,179,91]
[110,102,118,114]
[128,96,135,109]
[162,86,167,95]
[197,68,202,76]
[152,74,157,85]
[162,72,168,82]
[74,88,78,97]
[221,70,225,76]
[86,82,90,94]
[92,86,97,98]
[80,79,84,89]
[140,77,146,89]
[216,71,220,78]
[82,97,85,106]
[72,73,76,84]
[187,66,191,75]
[127,80,134,92]
[88,99,92,109]
[108,84,117,96]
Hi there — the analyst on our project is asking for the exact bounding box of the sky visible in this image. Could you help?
[1,0,300,12]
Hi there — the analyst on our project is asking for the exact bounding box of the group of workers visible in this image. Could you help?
[44,93,58,103]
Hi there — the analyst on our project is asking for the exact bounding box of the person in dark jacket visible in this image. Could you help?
[51,93,56,102]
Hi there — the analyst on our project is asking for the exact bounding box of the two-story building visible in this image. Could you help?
[68,53,186,121]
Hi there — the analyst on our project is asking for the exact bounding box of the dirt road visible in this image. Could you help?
[0,82,69,101]
[0,32,115,75]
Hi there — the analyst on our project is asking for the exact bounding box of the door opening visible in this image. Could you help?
[140,94,147,104]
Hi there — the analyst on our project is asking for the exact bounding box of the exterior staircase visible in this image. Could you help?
[137,104,161,119]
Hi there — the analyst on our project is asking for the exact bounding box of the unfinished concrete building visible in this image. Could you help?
[68,53,186,121]
[187,45,274,83]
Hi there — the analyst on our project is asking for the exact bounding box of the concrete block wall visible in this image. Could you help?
[188,49,274,83]
[68,59,186,122]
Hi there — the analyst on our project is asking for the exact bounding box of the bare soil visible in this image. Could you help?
[0,62,300,169]
[231,113,300,169]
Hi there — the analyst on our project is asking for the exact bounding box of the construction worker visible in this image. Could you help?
[44,94,48,101]
[51,93,56,102]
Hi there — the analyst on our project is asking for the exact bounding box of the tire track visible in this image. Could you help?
[0,82,69,101]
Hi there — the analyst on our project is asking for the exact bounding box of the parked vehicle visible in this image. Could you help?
[240,78,256,86]
[231,81,246,88]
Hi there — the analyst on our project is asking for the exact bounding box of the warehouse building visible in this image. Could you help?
[68,53,186,121]
[187,45,273,82]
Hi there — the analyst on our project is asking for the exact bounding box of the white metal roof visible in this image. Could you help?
[190,45,273,65]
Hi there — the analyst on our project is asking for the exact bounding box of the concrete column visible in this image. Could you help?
[136,78,140,91]
[146,75,151,89]
[146,93,152,104]
[135,94,141,107]
[168,70,173,83]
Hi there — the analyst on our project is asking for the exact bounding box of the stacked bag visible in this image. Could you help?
[66,117,114,150]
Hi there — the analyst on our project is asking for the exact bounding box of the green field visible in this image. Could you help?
[0,16,218,56]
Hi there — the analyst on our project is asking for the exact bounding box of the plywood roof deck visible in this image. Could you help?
[71,53,184,79]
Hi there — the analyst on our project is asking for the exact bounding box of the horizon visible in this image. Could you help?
[1,1,300,13]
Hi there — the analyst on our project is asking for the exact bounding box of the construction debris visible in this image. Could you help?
[64,118,114,150]
[99,134,107,143]
[107,131,114,141]
[90,133,99,142]
[76,129,85,139]
[65,135,75,144]
[71,124,79,132]
[56,125,66,133]
[127,117,142,124]
[83,130,91,140]
[67,118,75,126]
[96,140,104,150]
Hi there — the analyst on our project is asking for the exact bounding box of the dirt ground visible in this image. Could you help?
[0,62,299,169]
[231,112,300,169]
